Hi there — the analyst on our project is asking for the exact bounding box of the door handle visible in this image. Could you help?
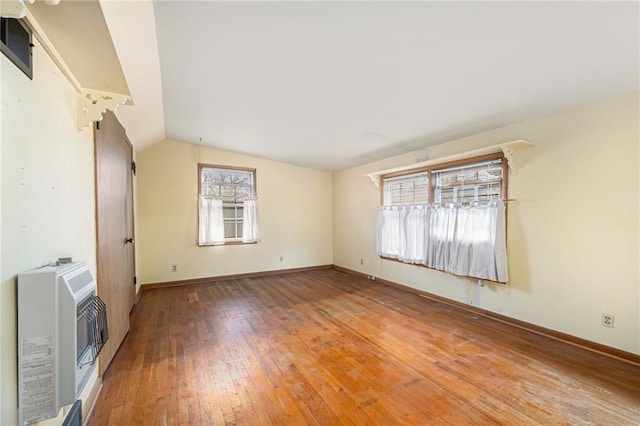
[125,237,134,244]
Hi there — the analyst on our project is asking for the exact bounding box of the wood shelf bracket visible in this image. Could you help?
[77,89,131,131]
[368,174,381,189]
[500,142,530,175]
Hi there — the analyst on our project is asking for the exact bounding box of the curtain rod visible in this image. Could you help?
[198,195,258,200]
[379,199,516,208]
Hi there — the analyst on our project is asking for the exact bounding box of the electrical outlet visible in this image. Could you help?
[601,313,614,328]
[279,256,283,262]
[360,258,364,265]
[172,264,177,273]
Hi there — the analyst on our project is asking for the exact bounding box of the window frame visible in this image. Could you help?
[197,163,257,246]
[380,152,508,206]
[378,152,509,283]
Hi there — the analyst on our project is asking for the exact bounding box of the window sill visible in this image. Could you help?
[379,255,507,285]
[198,240,258,247]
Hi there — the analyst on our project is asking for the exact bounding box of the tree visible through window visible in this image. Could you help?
[199,164,257,243]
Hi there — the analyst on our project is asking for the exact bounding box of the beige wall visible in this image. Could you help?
[136,140,333,284]
[1,39,98,424]
[334,93,640,355]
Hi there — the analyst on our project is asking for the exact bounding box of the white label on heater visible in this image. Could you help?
[21,335,56,424]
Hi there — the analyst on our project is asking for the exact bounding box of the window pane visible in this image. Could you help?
[383,172,428,205]
[236,186,251,200]
[220,186,236,200]
[201,167,255,203]
[433,159,502,204]
[224,223,236,239]
[223,206,236,219]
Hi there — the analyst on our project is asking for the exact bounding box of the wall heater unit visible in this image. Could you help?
[17,262,108,425]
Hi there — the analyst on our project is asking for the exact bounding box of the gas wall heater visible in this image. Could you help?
[17,262,108,425]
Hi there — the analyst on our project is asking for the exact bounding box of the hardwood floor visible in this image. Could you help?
[88,269,640,425]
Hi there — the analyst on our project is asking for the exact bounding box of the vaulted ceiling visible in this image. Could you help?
[26,1,640,171]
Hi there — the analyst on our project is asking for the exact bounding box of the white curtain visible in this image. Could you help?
[377,205,429,263]
[399,205,428,264]
[377,206,404,258]
[242,198,262,243]
[198,197,225,245]
[426,205,456,271]
[376,201,508,282]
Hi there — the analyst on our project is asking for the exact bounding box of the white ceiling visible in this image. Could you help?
[140,1,637,170]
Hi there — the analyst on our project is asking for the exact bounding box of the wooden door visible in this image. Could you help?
[95,110,135,375]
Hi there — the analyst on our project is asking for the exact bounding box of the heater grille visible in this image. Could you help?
[78,295,108,365]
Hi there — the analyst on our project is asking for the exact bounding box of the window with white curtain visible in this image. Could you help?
[198,164,261,245]
[377,154,509,282]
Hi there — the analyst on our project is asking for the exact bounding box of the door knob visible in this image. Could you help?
[125,237,134,244]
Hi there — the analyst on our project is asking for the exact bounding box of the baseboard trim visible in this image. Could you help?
[332,265,640,366]
[82,375,102,425]
[141,264,333,291]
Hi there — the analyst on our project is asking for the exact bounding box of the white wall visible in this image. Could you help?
[136,140,333,284]
[1,38,98,424]
[334,93,640,355]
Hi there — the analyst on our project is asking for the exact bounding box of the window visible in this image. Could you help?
[383,172,429,205]
[382,155,505,206]
[200,165,254,239]
[1,17,33,80]
[377,154,509,282]
[198,164,260,245]
[432,159,504,205]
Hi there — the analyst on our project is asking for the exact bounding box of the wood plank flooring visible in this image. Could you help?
[88,269,640,425]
